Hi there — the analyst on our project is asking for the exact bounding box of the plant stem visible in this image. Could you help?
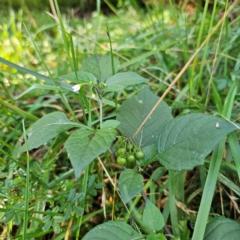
[22,120,30,240]
[168,170,180,238]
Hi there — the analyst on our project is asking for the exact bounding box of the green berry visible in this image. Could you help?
[117,156,126,165]
[126,142,134,150]
[127,155,135,162]
[117,147,126,156]
[135,150,145,159]
[118,136,125,144]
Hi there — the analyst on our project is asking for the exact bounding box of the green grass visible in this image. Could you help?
[0,0,240,239]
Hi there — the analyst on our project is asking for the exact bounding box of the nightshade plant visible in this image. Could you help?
[9,52,239,240]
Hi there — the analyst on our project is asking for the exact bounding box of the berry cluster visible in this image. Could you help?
[116,136,145,166]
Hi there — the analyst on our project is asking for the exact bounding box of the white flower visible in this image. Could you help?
[72,84,81,92]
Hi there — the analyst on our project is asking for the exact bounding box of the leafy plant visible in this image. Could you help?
[1,0,240,239]
[9,53,239,239]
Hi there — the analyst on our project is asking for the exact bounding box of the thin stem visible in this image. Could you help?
[22,120,30,240]
[168,170,180,238]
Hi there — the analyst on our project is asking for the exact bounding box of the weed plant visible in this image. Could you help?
[0,0,240,239]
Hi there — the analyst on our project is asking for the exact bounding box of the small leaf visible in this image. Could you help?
[13,112,82,158]
[94,182,104,189]
[67,189,75,201]
[117,86,173,147]
[53,221,61,234]
[104,72,148,92]
[3,210,15,224]
[82,54,120,82]
[73,193,84,202]
[102,120,120,129]
[204,217,240,240]
[43,219,52,231]
[53,215,65,224]
[118,169,144,203]
[158,113,238,170]
[73,205,84,217]
[88,174,96,187]
[64,205,72,220]
[65,128,116,178]
[58,71,97,84]
[82,221,142,240]
[142,201,165,231]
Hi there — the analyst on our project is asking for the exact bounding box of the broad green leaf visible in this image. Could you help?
[204,217,240,240]
[158,113,238,170]
[82,54,120,82]
[102,120,120,129]
[13,112,82,158]
[58,71,97,84]
[142,201,165,231]
[103,72,148,92]
[118,169,144,204]
[65,128,116,178]
[82,221,142,240]
[117,86,173,147]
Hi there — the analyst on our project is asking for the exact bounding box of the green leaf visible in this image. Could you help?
[82,54,120,82]
[204,217,240,240]
[117,86,173,147]
[13,112,82,158]
[73,205,84,217]
[65,128,116,178]
[67,189,76,201]
[3,210,15,224]
[64,205,72,220]
[94,182,104,189]
[53,215,65,224]
[142,201,165,231]
[43,219,52,231]
[53,221,61,234]
[104,72,148,92]
[58,71,97,84]
[102,120,120,129]
[118,169,144,204]
[82,221,142,240]
[158,113,238,170]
